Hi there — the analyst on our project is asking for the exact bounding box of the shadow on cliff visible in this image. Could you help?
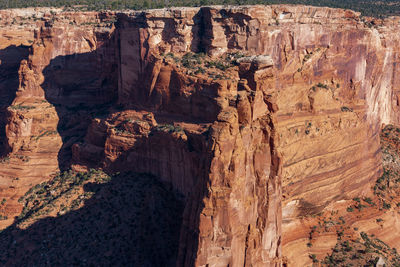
[0,45,30,156]
[37,23,207,265]
[40,31,119,170]
[101,129,211,266]
[0,172,184,266]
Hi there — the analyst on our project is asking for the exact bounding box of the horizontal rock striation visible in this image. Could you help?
[1,4,400,266]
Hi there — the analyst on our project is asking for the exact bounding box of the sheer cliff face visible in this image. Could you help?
[75,57,283,266]
[1,5,400,266]
[114,4,391,223]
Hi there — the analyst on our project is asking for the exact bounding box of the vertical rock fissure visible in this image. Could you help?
[243,224,251,266]
[192,8,206,53]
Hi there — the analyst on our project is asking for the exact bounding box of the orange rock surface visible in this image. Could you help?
[1,5,400,266]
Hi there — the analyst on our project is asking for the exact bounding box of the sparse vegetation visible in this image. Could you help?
[317,82,329,89]
[346,206,354,212]
[309,253,318,263]
[9,104,35,111]
[373,125,400,213]
[363,197,374,205]
[32,130,58,141]
[304,121,312,135]
[324,234,384,265]
[346,197,374,213]
[382,201,391,210]
[154,123,184,134]
[318,125,400,265]
[0,0,398,18]
[15,154,30,162]
[163,51,237,80]
[341,106,353,112]
[309,216,400,266]
[303,53,312,64]
[0,156,10,164]
[113,124,133,135]
[301,124,400,266]
[17,169,111,223]
[1,171,184,265]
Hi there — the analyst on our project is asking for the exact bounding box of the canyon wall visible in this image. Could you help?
[113,5,400,216]
[1,4,400,266]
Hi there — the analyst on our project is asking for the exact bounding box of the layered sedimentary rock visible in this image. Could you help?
[108,8,398,265]
[114,5,398,212]
[1,4,400,266]
[73,61,282,266]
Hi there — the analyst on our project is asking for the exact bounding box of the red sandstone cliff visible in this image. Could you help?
[1,5,400,266]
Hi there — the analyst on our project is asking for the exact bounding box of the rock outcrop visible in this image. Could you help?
[1,4,400,266]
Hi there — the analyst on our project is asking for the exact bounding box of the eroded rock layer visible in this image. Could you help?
[1,4,400,266]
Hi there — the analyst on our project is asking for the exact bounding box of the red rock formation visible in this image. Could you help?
[74,57,282,265]
[2,4,400,266]
[0,8,118,230]
[110,7,395,264]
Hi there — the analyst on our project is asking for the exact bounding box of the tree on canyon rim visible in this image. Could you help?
[0,0,397,17]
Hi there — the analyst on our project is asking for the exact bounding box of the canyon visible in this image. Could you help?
[0,4,400,266]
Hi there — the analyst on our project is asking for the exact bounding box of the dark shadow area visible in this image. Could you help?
[190,8,206,53]
[40,30,119,169]
[0,172,184,266]
[0,45,30,156]
[99,123,210,266]
[28,22,207,265]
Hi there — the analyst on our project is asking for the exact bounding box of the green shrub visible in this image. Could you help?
[0,156,10,163]
[317,82,328,89]
[341,106,353,112]
[347,207,354,212]
[9,105,35,111]
[363,197,373,205]
[0,0,398,18]
[383,202,391,210]
[303,54,312,63]
[154,124,184,134]
[309,254,318,263]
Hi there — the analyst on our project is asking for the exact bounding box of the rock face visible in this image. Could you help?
[1,4,400,266]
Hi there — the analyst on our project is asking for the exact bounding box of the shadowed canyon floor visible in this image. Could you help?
[0,171,184,266]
